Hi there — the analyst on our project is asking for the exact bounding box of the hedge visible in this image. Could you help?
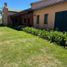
[22,27,67,47]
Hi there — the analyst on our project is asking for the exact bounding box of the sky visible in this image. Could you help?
[0,0,39,11]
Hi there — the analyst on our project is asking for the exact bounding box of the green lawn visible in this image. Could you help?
[0,27,67,67]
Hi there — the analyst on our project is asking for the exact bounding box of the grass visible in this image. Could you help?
[0,27,67,67]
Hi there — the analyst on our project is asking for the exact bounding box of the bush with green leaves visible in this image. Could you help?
[22,27,67,47]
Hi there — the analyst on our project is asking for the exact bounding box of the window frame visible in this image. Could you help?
[44,14,48,24]
[36,15,40,24]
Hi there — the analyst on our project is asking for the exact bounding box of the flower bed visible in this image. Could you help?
[22,27,67,47]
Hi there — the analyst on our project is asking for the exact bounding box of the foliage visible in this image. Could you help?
[22,27,67,47]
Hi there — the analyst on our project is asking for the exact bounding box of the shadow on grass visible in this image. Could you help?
[7,25,28,31]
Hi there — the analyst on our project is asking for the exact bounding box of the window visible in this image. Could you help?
[37,15,40,24]
[44,14,48,24]
[28,18,30,26]
[24,18,26,25]
[28,18,30,23]
[24,18,26,23]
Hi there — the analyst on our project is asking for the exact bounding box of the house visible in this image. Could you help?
[9,8,33,26]
[31,0,67,31]
[2,3,33,27]
[2,0,67,31]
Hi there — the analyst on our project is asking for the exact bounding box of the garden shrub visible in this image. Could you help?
[22,27,67,47]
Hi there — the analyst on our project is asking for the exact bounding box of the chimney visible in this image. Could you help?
[3,2,8,13]
[4,2,7,8]
[2,2,8,25]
